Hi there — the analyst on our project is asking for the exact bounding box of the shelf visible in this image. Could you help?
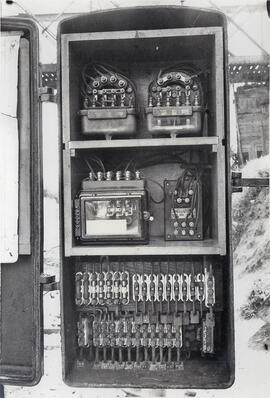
[66,136,219,151]
[65,238,226,257]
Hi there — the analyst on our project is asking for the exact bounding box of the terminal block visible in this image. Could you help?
[75,258,219,369]
[78,63,136,139]
[164,169,203,241]
[145,66,204,137]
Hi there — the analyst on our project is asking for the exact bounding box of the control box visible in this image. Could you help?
[74,177,149,244]
[164,176,203,241]
[0,5,234,391]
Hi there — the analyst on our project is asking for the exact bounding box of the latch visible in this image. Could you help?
[40,273,59,291]
[232,171,269,193]
[38,86,57,103]
[39,63,57,102]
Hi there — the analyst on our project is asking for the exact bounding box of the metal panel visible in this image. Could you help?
[0,18,43,386]
[58,6,234,389]
[0,32,21,263]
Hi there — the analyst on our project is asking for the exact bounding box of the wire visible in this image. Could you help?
[172,166,203,227]
[88,156,106,174]
[84,159,97,179]
[143,177,165,204]
[81,62,137,109]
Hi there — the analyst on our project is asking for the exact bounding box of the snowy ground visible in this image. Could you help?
[4,156,270,398]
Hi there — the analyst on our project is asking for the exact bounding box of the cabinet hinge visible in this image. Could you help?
[40,273,59,291]
[232,171,269,193]
[38,86,57,103]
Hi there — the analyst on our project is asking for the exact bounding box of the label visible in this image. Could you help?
[86,219,127,235]
[87,109,127,120]
[153,106,193,117]
[171,208,190,219]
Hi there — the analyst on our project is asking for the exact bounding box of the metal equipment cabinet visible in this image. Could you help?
[0,6,234,390]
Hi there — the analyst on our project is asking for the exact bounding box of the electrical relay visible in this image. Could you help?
[78,63,137,139]
[74,170,150,244]
[145,66,204,137]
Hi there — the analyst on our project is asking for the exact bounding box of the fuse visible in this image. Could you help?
[197,273,205,316]
[189,271,196,302]
[118,321,124,364]
[173,274,180,313]
[133,275,140,314]
[109,321,116,363]
[98,273,105,305]
[150,324,156,363]
[90,273,97,305]
[82,272,90,305]
[166,276,172,313]
[202,312,215,354]
[158,274,163,312]
[78,316,91,348]
[113,272,120,305]
[101,321,108,361]
[189,269,197,321]
[173,274,180,300]
[93,321,100,363]
[105,272,113,305]
[75,272,83,306]
[205,265,215,308]
[135,324,141,364]
[167,324,173,363]
[141,276,148,314]
[149,274,156,313]
[175,325,182,363]
[158,324,164,363]
[126,321,132,364]
[182,274,188,313]
[120,271,129,305]
[142,324,148,362]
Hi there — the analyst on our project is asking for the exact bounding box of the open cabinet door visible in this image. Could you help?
[0,18,43,385]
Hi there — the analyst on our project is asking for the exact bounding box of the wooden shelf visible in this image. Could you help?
[66,136,219,151]
[65,238,226,257]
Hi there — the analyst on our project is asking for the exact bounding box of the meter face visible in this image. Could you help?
[82,196,143,239]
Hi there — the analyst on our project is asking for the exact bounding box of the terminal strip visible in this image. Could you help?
[75,259,217,368]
